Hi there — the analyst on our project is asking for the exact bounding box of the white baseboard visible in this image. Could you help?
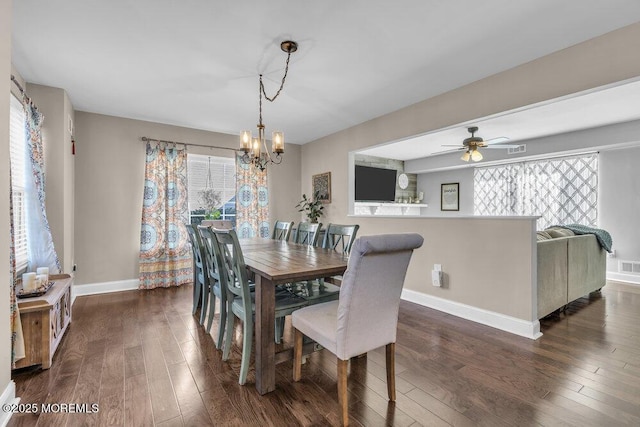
[607,272,640,285]
[401,289,542,340]
[72,279,139,305]
[0,381,19,427]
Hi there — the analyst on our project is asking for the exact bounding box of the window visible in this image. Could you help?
[474,153,598,229]
[187,154,236,227]
[10,94,28,271]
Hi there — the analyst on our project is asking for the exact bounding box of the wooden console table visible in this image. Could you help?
[14,274,73,370]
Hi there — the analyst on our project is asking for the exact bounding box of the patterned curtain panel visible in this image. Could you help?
[235,154,269,238]
[24,103,61,272]
[474,163,521,216]
[522,154,598,228]
[474,153,598,229]
[139,142,192,289]
[8,167,25,367]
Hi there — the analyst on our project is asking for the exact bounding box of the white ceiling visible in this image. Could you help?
[12,1,640,146]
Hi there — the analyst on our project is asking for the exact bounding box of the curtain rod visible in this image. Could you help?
[10,74,38,109]
[141,136,240,152]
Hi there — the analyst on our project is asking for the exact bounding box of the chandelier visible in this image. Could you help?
[240,40,298,171]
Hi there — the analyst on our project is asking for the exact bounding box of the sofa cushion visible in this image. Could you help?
[545,227,575,238]
[536,231,553,241]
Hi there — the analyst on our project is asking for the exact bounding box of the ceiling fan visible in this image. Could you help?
[441,126,517,162]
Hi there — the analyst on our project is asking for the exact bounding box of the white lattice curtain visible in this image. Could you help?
[474,154,598,229]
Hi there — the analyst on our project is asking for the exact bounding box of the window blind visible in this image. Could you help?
[9,94,28,271]
[187,154,236,226]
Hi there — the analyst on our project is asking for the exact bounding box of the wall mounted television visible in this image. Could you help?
[355,165,397,202]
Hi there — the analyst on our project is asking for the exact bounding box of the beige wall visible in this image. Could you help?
[301,22,640,320]
[74,112,301,286]
[356,216,537,320]
[26,84,75,273]
[1,0,12,396]
[268,144,302,224]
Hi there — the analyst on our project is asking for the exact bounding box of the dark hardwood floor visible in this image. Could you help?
[9,281,640,426]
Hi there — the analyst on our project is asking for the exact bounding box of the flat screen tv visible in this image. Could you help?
[355,165,397,202]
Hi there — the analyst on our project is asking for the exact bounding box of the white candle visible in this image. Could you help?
[22,272,37,292]
[36,267,49,282]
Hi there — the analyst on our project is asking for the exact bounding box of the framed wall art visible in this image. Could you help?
[312,172,331,203]
[441,182,459,211]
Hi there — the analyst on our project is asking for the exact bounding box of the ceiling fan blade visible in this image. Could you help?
[441,144,463,147]
[483,136,510,145]
[432,148,464,155]
[482,144,521,149]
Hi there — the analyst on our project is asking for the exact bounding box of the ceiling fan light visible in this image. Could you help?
[471,149,483,162]
[461,151,471,162]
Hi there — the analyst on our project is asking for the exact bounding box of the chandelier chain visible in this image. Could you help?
[258,50,292,126]
[260,49,293,103]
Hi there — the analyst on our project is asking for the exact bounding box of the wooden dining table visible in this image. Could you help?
[239,237,349,395]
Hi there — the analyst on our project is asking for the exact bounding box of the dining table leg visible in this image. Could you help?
[254,274,276,394]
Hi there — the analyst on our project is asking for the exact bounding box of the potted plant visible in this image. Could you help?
[296,191,325,223]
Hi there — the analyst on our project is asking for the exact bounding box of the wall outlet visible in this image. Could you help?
[431,270,443,287]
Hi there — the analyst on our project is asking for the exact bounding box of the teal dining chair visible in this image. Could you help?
[293,222,323,246]
[212,228,308,385]
[272,220,294,241]
[322,223,360,255]
[286,223,360,306]
[197,225,226,349]
[185,224,210,325]
[274,221,324,342]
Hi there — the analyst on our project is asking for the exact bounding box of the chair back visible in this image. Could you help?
[186,223,207,286]
[322,223,360,255]
[294,222,322,246]
[272,220,294,241]
[211,229,252,308]
[197,226,221,286]
[336,233,423,360]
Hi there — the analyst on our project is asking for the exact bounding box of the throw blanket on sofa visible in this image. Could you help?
[558,224,613,252]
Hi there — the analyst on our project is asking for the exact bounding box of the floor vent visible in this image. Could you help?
[619,260,640,274]
[508,144,526,155]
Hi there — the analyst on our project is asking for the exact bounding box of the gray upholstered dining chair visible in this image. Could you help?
[272,220,294,241]
[212,228,308,385]
[292,233,424,426]
[185,224,210,324]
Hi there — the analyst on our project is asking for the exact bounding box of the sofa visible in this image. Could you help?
[536,227,606,318]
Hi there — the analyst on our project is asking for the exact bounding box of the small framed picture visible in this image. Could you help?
[441,183,459,211]
[312,172,331,203]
